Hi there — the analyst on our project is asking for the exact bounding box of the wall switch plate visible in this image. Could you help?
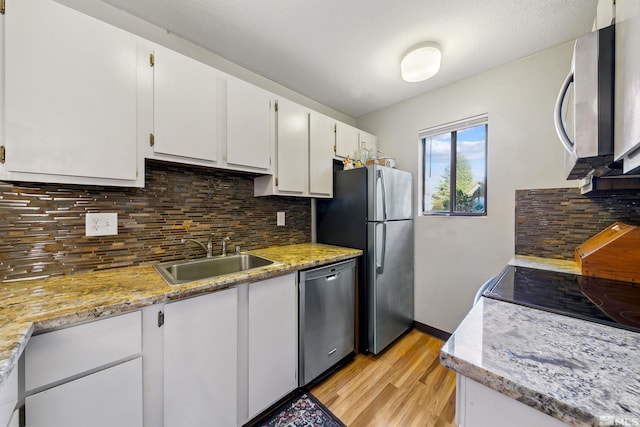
[277,211,285,226]
[86,212,118,236]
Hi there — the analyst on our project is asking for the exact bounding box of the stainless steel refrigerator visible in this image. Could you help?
[316,163,414,354]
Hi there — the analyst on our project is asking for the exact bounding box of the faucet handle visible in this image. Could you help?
[235,245,241,254]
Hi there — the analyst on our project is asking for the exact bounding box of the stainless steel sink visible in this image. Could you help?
[155,254,276,285]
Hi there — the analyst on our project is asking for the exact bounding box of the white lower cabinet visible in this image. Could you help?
[15,274,299,427]
[25,358,143,427]
[7,410,18,427]
[247,274,298,419]
[456,375,569,427]
[22,311,143,427]
[163,287,238,427]
[0,364,18,427]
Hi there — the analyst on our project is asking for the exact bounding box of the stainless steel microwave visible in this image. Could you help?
[554,25,615,180]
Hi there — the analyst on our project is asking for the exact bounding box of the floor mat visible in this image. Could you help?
[256,392,346,427]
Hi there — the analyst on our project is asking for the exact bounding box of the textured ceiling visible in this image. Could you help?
[100,0,598,118]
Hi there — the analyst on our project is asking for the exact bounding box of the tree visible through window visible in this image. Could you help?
[421,116,487,216]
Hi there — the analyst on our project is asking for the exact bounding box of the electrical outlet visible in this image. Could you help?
[86,212,118,236]
[277,211,285,226]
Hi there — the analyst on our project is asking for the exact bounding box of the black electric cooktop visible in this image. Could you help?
[483,265,640,333]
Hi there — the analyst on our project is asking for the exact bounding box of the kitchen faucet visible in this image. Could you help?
[181,233,215,258]
[222,236,231,256]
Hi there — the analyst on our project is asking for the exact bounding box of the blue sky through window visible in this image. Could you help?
[425,124,486,185]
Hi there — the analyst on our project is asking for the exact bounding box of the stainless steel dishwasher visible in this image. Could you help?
[299,259,356,386]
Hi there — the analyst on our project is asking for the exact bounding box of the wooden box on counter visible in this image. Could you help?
[575,222,640,283]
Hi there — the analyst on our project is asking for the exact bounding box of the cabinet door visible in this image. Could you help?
[276,99,308,194]
[227,77,272,171]
[25,358,143,427]
[614,0,640,173]
[458,376,569,427]
[335,122,359,159]
[0,365,17,427]
[2,0,139,186]
[164,287,238,427]
[359,131,378,160]
[7,410,18,427]
[309,113,335,197]
[152,45,219,162]
[25,311,141,391]
[248,274,297,418]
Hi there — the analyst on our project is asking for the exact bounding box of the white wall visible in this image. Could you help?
[357,42,575,333]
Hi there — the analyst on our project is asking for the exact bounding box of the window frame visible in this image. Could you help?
[419,115,488,217]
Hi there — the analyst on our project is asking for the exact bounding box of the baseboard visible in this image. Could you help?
[414,321,451,341]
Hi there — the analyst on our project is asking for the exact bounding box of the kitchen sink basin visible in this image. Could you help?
[155,254,276,285]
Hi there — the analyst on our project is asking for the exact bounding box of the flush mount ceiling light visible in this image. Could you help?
[400,42,441,83]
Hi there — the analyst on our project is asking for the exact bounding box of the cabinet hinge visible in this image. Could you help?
[274,101,278,112]
[158,310,164,327]
[149,53,155,67]
[149,133,155,147]
[0,0,5,15]
[19,404,25,427]
[0,146,5,164]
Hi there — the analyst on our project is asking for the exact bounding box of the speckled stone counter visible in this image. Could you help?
[441,297,640,427]
[0,243,361,389]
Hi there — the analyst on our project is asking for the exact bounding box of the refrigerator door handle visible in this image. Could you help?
[376,222,387,275]
[377,169,388,221]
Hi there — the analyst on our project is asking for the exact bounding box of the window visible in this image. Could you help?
[420,115,487,216]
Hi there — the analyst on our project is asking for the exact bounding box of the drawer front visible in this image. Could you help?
[26,311,141,391]
[25,357,143,427]
[0,366,18,427]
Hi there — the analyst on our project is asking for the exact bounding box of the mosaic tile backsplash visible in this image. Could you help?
[515,187,640,260]
[0,161,311,282]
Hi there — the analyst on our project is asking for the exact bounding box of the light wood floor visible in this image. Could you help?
[311,329,456,427]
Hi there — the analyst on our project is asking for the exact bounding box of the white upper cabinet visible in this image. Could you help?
[226,77,272,172]
[595,0,614,30]
[1,0,142,187]
[254,99,309,196]
[277,99,309,193]
[359,130,378,160]
[335,122,359,159]
[255,102,341,198]
[309,112,335,197]
[145,45,221,165]
[614,0,640,173]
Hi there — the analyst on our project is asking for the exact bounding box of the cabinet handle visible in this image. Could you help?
[158,310,164,327]
[328,348,337,356]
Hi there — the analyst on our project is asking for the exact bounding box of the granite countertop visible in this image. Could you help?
[441,297,640,427]
[0,243,361,389]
